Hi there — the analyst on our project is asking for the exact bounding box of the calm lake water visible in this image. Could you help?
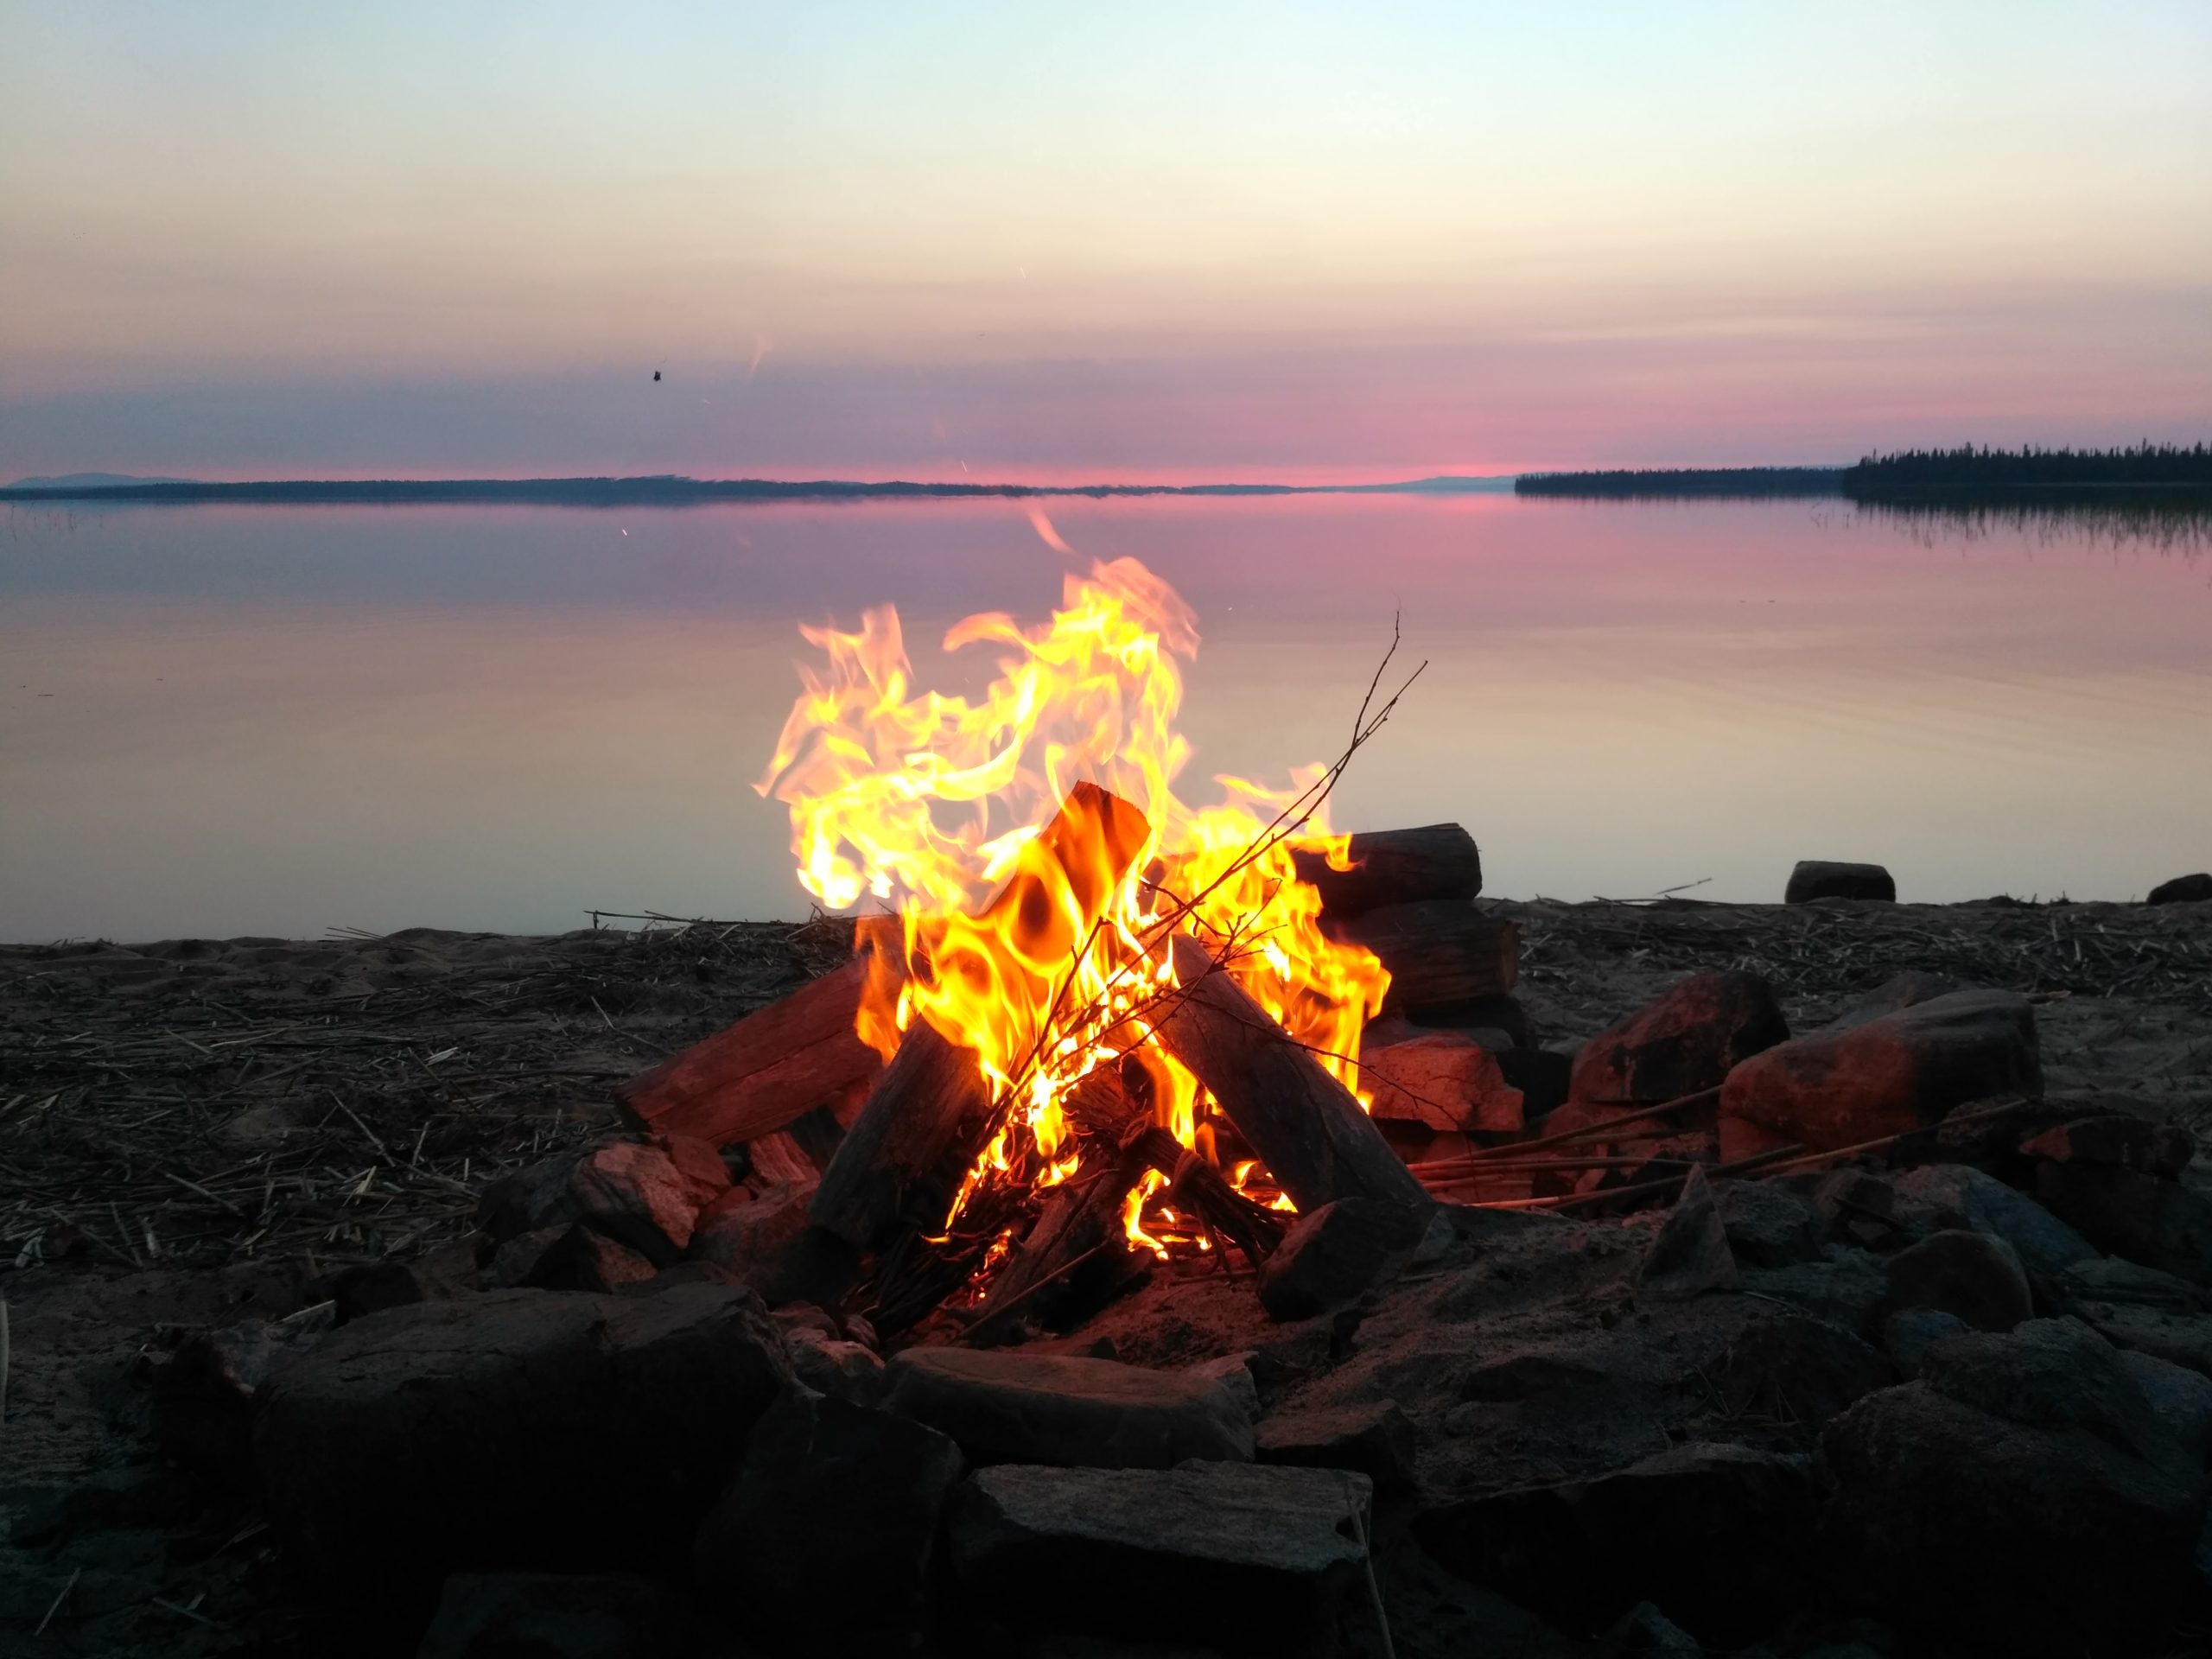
[3,493,2207,940]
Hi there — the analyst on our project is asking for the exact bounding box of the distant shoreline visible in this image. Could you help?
[0,474,1516,506]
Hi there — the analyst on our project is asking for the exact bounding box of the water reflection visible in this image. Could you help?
[3,494,2208,938]
[1839,497,2212,559]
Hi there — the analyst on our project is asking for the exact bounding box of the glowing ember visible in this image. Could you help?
[756,531,1391,1256]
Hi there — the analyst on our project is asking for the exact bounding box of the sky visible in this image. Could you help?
[3,1,2208,481]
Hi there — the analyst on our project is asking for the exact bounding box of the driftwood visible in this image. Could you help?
[619,916,902,1147]
[1328,901,1520,1014]
[1290,823,1482,918]
[1155,933,1431,1214]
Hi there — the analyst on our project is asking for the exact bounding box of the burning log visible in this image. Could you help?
[808,1020,993,1250]
[1289,822,1482,918]
[810,783,1155,1253]
[1156,933,1431,1214]
[1327,900,1520,1015]
[619,917,903,1147]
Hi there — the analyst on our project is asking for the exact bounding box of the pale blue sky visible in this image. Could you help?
[3,2,2207,477]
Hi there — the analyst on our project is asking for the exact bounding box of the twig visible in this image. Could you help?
[35,1567,80,1637]
[1347,1477,1394,1659]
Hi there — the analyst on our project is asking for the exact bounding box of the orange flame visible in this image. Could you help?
[757,550,1389,1250]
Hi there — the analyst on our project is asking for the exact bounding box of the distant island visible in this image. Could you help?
[1516,444,2212,503]
[0,474,1516,505]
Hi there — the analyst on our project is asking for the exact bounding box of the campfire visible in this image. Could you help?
[626,546,1519,1335]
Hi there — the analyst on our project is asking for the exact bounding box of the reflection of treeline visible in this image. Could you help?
[1513,467,1844,499]
[1849,496,2211,558]
[1841,443,2212,497]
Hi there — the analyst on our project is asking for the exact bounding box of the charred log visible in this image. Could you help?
[1155,933,1432,1214]
[1327,900,1520,1015]
[1289,823,1482,918]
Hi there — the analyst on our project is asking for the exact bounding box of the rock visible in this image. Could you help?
[692,1389,964,1654]
[9,1462,205,1547]
[1824,971,1964,1030]
[1362,1031,1523,1132]
[2035,1161,2212,1285]
[478,1141,700,1265]
[327,1241,480,1323]
[1881,1307,1970,1377]
[2147,873,2212,905]
[1600,1601,1703,1655]
[255,1284,791,1598]
[2020,1114,2195,1179]
[1918,1318,2187,1467]
[486,1224,659,1293]
[1883,1229,2031,1331]
[150,1306,334,1493]
[1255,1399,1418,1493]
[415,1573,698,1659]
[1568,971,1789,1108]
[2119,1351,2212,1465]
[1719,989,2040,1157]
[1413,1442,1821,1641]
[1887,1162,2097,1279]
[2048,1258,2212,1376]
[884,1348,1255,1469]
[1637,1167,1738,1300]
[1257,1197,1431,1321]
[1714,1180,1825,1267]
[784,1326,887,1405]
[1188,1353,1263,1423]
[1823,1363,2205,1653]
[1808,1169,1912,1251]
[1717,1311,1894,1422]
[648,1132,731,1210]
[949,1462,1370,1655]
[1737,1247,1891,1336]
[1785,861,1896,904]
[688,1182,858,1308]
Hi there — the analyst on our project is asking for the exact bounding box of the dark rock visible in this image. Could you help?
[1714,1180,1825,1266]
[1255,1399,1418,1493]
[687,1181,859,1309]
[1568,971,1789,1107]
[1719,989,2040,1157]
[1257,1197,1431,1321]
[1883,1229,2031,1331]
[883,1347,1254,1469]
[1715,1311,1894,1423]
[949,1462,1370,1656]
[2147,873,2212,905]
[693,1389,964,1654]
[2036,1161,2212,1285]
[1824,970,1963,1030]
[1737,1247,1891,1336]
[1918,1318,2188,1468]
[1887,1162,2097,1279]
[1494,1046,1572,1116]
[487,1224,658,1294]
[2049,1258,2212,1376]
[478,1140,700,1265]
[255,1284,791,1598]
[1822,1367,2204,1654]
[150,1305,334,1493]
[784,1326,887,1405]
[415,1573,698,1659]
[328,1241,480,1323]
[1188,1352,1263,1423]
[1412,1441,1821,1642]
[1637,1167,1738,1300]
[1599,1601,1702,1655]
[2020,1114,2195,1179]
[1881,1307,1970,1377]
[1785,861,1896,904]
[1808,1169,1912,1251]
[2119,1350,2212,1465]
[10,1462,205,1547]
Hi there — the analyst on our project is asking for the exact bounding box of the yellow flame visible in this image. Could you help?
[759,551,1389,1248]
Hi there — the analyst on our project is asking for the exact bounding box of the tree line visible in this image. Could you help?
[1841,443,2212,494]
